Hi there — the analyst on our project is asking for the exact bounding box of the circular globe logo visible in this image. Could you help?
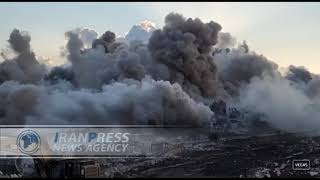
[16,130,41,155]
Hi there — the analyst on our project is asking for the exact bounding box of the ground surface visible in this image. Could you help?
[1,133,320,178]
[102,133,320,178]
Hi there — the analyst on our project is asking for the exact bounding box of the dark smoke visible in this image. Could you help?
[8,29,31,53]
[286,65,313,84]
[0,13,319,135]
[306,77,320,99]
[92,31,116,53]
[214,39,279,96]
[0,29,46,84]
[149,12,223,98]
[27,22,212,125]
[44,66,75,85]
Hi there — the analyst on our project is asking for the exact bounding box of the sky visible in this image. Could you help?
[0,2,319,73]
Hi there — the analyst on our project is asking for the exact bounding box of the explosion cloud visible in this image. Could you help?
[0,13,319,135]
[0,79,212,125]
[238,74,320,134]
[0,29,47,84]
[148,13,223,98]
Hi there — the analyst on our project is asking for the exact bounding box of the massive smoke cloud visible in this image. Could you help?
[62,29,164,89]
[0,13,218,126]
[0,13,319,136]
[0,78,212,125]
[148,13,223,98]
[211,32,320,135]
[62,30,143,89]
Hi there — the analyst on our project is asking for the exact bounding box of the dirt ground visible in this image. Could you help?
[104,133,320,178]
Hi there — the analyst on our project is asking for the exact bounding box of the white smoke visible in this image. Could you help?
[73,27,99,49]
[237,74,320,135]
[0,78,212,125]
[125,20,156,43]
[212,32,320,135]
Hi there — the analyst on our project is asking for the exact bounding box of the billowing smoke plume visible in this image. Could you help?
[62,29,149,89]
[8,29,31,53]
[286,65,313,84]
[149,13,223,98]
[0,78,212,125]
[211,32,320,135]
[0,13,215,125]
[216,50,278,85]
[214,32,236,50]
[214,37,279,96]
[238,74,320,135]
[284,66,320,101]
[92,31,116,53]
[0,13,319,136]
[0,29,46,84]
[74,27,99,49]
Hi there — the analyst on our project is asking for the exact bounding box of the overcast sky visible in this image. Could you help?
[0,2,319,73]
